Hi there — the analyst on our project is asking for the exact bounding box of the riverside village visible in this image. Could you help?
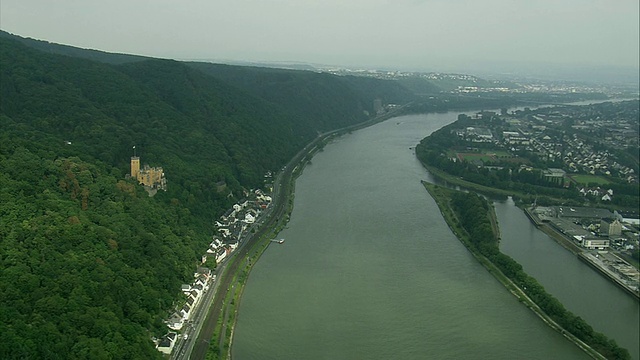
[126,153,274,355]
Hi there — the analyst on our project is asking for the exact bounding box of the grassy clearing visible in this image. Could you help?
[456,152,496,162]
[570,174,611,185]
[485,149,511,157]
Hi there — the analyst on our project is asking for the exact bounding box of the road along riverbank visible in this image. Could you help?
[187,106,411,360]
[232,110,599,359]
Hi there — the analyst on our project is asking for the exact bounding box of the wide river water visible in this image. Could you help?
[232,110,638,359]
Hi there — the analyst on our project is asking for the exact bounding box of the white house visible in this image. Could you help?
[180,304,191,319]
[216,248,227,263]
[166,314,184,331]
[157,332,177,355]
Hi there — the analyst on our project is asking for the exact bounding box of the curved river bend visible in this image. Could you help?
[232,112,636,359]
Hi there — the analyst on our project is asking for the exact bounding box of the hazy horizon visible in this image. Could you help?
[1,0,638,83]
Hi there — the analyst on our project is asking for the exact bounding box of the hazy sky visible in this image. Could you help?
[1,0,638,73]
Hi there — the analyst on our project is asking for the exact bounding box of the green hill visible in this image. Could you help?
[0,35,419,359]
[186,62,416,131]
[0,29,149,64]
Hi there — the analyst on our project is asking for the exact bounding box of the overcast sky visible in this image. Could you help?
[1,0,638,74]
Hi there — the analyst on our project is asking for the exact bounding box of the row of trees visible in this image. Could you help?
[417,145,582,201]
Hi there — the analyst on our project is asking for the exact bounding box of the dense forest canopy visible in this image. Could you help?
[0,35,419,358]
[0,29,150,65]
[186,62,416,132]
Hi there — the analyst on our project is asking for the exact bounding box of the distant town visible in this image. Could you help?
[456,101,638,184]
[417,99,639,297]
[323,67,637,97]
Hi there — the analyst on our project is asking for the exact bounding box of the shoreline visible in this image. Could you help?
[208,100,636,358]
[522,208,640,300]
[425,159,640,301]
[577,253,640,300]
[422,181,609,360]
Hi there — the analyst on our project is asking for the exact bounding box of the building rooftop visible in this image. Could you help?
[556,206,613,219]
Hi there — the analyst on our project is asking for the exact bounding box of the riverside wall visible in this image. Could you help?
[523,207,639,300]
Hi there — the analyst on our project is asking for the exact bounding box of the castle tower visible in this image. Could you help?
[131,156,140,179]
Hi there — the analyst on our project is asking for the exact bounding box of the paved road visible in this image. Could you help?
[187,147,300,360]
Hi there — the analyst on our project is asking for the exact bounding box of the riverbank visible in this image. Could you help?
[578,253,640,300]
[196,107,414,360]
[522,207,584,255]
[218,102,632,358]
[421,163,513,199]
[522,208,640,300]
[422,181,628,360]
[424,159,640,300]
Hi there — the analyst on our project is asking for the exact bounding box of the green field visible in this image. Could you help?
[457,153,496,162]
[450,147,514,164]
[570,174,611,185]
[486,150,511,157]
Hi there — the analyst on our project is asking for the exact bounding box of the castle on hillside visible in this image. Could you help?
[131,155,167,192]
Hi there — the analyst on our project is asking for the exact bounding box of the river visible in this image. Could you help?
[231,111,625,359]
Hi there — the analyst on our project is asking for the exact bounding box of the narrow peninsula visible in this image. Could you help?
[422,182,630,359]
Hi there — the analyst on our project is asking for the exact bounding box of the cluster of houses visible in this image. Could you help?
[561,134,636,181]
[502,130,529,146]
[452,105,638,186]
[578,187,615,202]
[452,123,634,194]
[211,189,272,260]
[154,187,273,355]
[513,128,627,180]
[156,267,214,354]
[516,131,636,186]
[523,107,637,182]
[455,126,494,143]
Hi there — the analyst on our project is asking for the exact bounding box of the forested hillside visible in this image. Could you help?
[186,62,415,132]
[0,36,415,359]
[0,30,149,65]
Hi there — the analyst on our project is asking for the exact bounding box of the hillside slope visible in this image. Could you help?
[0,29,149,64]
[0,36,418,359]
[186,62,415,131]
